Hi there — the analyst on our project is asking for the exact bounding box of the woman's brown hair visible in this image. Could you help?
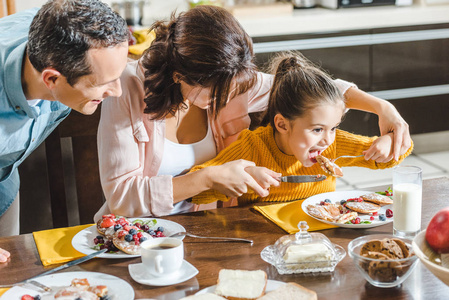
[141,5,258,119]
[263,52,345,129]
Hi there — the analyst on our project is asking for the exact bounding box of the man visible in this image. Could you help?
[0,0,129,258]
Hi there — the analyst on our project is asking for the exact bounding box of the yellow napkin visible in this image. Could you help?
[0,288,8,296]
[253,200,337,233]
[33,224,94,266]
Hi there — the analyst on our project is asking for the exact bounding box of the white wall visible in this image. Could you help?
[15,0,187,26]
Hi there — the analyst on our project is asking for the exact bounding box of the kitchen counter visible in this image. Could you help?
[236,4,449,37]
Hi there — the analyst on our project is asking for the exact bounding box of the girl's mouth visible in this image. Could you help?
[309,150,322,163]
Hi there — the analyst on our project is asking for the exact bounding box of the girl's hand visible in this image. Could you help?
[377,103,411,161]
[0,247,10,263]
[244,166,281,196]
[209,160,279,198]
[363,133,394,163]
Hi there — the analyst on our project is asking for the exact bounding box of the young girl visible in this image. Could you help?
[189,52,413,206]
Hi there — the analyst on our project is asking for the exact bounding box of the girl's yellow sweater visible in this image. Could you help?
[189,125,413,205]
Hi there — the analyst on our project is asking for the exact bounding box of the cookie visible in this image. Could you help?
[345,201,381,214]
[360,240,383,256]
[362,251,402,282]
[392,238,411,258]
[368,258,401,282]
[381,238,404,259]
[361,193,393,205]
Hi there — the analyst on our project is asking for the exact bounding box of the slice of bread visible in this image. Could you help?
[214,269,267,300]
[180,293,227,299]
[258,282,317,300]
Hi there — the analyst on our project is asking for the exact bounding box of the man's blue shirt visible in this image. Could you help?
[0,8,71,216]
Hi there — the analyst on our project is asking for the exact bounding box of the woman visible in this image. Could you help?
[95,5,411,220]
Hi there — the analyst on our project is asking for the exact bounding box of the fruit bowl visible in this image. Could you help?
[348,234,418,288]
[412,230,449,286]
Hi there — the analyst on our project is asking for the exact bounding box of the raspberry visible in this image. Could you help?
[372,212,378,216]
[354,217,361,224]
[386,209,393,218]
[117,217,129,226]
[370,216,375,221]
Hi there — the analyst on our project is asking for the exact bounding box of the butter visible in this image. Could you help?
[283,243,332,263]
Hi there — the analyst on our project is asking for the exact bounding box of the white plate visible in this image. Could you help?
[301,190,394,228]
[72,218,186,258]
[0,271,134,300]
[196,279,285,295]
[128,261,198,286]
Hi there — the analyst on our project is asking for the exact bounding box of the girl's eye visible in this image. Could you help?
[313,128,323,133]
[331,126,338,132]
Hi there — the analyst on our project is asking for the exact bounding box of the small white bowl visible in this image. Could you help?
[412,230,449,286]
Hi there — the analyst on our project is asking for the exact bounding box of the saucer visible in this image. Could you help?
[128,260,198,286]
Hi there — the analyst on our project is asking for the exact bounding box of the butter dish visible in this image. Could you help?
[260,221,345,274]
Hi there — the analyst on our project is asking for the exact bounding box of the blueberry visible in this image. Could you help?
[124,234,133,242]
[340,200,346,205]
[114,224,122,231]
[35,295,42,300]
[149,230,155,236]
[379,214,387,221]
[129,228,137,235]
[324,199,331,203]
[96,235,104,239]
[140,237,148,243]
[157,226,164,232]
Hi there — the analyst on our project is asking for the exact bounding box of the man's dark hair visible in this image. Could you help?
[28,0,128,86]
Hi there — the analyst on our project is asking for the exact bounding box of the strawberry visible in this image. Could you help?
[100,218,115,228]
[21,296,35,300]
[117,230,127,239]
[102,214,116,219]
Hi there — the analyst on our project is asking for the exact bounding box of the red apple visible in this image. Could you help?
[426,207,449,253]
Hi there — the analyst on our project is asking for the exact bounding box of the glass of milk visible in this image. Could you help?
[392,165,423,238]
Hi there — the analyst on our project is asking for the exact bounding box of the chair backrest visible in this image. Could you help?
[45,107,104,227]
[0,0,15,18]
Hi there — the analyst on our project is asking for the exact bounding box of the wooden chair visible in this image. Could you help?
[45,107,104,228]
[0,0,15,18]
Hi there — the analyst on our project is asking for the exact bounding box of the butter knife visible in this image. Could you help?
[0,248,107,289]
[278,175,326,183]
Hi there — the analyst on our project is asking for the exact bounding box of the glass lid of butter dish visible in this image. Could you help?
[260,221,346,274]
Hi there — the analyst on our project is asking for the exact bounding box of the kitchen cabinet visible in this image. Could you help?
[252,23,449,135]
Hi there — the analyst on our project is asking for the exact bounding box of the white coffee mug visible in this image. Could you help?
[140,237,184,277]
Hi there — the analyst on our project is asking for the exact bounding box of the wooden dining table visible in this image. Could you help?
[1,177,449,299]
